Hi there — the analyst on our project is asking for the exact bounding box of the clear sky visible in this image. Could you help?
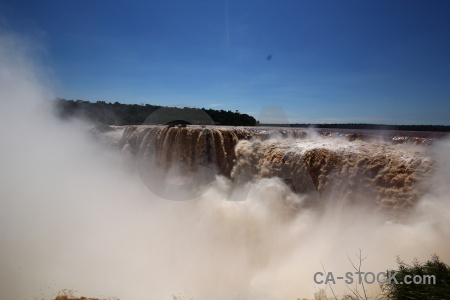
[1,0,450,124]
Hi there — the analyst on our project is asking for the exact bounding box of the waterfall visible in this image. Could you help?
[119,125,434,209]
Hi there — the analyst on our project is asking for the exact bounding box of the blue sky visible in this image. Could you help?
[1,0,450,124]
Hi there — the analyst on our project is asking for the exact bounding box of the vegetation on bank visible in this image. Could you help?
[54,99,450,132]
[314,254,450,300]
[380,254,450,300]
[262,123,450,132]
[54,99,257,126]
[54,99,449,131]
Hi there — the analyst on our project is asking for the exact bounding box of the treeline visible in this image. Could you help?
[54,99,257,126]
[262,123,450,132]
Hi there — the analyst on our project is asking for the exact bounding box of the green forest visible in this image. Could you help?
[55,99,450,132]
[54,99,257,126]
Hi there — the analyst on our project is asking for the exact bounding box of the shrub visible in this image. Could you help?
[380,254,450,300]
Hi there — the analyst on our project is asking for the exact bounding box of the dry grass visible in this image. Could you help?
[55,296,99,300]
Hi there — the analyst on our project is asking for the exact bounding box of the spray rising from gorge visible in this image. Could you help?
[1,34,450,300]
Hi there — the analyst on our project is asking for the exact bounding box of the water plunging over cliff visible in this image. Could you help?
[118,125,434,209]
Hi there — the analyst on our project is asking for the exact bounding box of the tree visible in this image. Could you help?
[381,254,450,300]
